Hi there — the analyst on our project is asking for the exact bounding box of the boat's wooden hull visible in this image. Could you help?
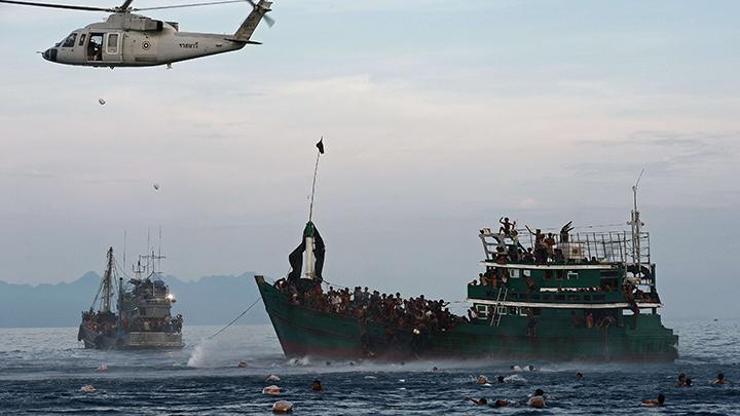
[256,276,678,362]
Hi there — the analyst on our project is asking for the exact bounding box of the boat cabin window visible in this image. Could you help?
[106,33,120,54]
[567,271,579,280]
[87,33,103,61]
[523,269,531,277]
[475,304,488,318]
[510,269,520,278]
[62,33,77,48]
[497,306,507,315]
[78,33,86,47]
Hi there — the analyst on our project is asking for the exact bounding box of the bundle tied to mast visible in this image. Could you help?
[287,221,325,283]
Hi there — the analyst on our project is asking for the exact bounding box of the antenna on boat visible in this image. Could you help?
[629,169,645,267]
[158,226,163,273]
[122,230,127,273]
[146,228,151,274]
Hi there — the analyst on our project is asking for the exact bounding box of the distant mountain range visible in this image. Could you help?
[0,272,268,328]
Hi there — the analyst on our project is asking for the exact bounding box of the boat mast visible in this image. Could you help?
[102,247,115,313]
[629,169,645,268]
[304,137,323,279]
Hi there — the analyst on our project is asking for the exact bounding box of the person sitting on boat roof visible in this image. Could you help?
[526,226,548,263]
[522,247,535,264]
[499,217,514,236]
[543,233,556,259]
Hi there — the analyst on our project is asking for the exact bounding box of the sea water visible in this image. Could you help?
[0,319,738,415]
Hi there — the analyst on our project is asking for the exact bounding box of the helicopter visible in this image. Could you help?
[0,0,274,68]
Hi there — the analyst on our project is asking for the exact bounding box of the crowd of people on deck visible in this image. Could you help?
[490,217,607,265]
[274,278,465,337]
[81,309,183,336]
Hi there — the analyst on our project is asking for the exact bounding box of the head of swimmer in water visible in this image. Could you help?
[657,394,665,405]
[717,373,725,381]
[534,389,545,397]
[497,376,505,383]
[311,379,322,391]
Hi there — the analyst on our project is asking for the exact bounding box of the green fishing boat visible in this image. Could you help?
[256,144,677,361]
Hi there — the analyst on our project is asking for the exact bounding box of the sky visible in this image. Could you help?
[0,0,739,319]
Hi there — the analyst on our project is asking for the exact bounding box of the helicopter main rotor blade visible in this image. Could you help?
[132,0,247,11]
[118,0,133,10]
[0,0,114,12]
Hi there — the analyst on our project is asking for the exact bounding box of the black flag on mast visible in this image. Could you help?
[316,137,325,154]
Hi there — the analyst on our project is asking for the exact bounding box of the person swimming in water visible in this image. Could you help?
[311,379,323,391]
[494,399,509,407]
[528,388,546,408]
[713,373,727,385]
[497,375,505,383]
[477,375,489,384]
[676,373,687,387]
[576,372,584,380]
[465,397,488,406]
[642,393,665,407]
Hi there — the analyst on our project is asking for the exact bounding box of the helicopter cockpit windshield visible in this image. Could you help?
[61,33,76,48]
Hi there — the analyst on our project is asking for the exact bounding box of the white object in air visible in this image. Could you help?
[98,98,106,105]
[153,183,160,191]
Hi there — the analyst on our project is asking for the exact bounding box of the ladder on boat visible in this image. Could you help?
[489,286,508,327]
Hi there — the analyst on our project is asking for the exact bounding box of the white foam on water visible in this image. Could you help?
[187,339,217,368]
[503,374,527,383]
[286,356,312,367]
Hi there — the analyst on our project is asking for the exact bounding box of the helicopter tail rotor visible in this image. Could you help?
[247,0,274,27]
[231,0,273,42]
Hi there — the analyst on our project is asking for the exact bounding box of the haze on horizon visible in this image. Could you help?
[0,1,738,320]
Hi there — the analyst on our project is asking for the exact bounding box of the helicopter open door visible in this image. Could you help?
[102,32,123,64]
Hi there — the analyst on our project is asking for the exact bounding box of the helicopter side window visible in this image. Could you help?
[106,33,119,54]
[62,33,77,48]
[78,33,86,47]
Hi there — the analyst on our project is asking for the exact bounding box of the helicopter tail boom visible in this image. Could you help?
[232,0,272,42]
